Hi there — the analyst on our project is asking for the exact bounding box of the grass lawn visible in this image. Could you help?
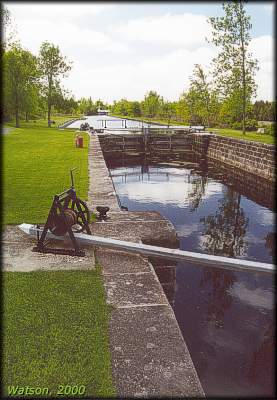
[2,267,116,398]
[212,128,275,145]
[3,120,89,224]
[4,115,83,128]
[111,114,275,144]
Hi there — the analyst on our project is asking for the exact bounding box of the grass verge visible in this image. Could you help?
[212,128,275,144]
[2,267,116,398]
[3,120,89,224]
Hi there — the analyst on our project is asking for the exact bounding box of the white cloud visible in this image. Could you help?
[250,35,273,62]
[114,13,212,49]
[257,208,275,226]
[66,46,217,102]
[263,3,275,14]
[6,3,114,22]
[228,281,274,310]
[113,177,222,207]
[250,35,274,100]
[176,222,199,237]
[4,3,274,102]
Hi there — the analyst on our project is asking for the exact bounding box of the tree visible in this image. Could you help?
[161,101,175,127]
[22,83,41,121]
[187,64,212,126]
[38,42,72,127]
[252,100,275,122]
[3,44,39,127]
[131,101,142,117]
[176,94,190,123]
[1,4,19,50]
[208,1,258,134]
[142,91,163,118]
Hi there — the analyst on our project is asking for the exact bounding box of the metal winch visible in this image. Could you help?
[33,170,91,256]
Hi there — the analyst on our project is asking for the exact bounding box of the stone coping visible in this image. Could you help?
[89,134,205,397]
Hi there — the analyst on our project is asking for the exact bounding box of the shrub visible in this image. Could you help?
[80,122,90,131]
[264,123,276,136]
[245,119,258,131]
[232,119,258,131]
[232,121,242,130]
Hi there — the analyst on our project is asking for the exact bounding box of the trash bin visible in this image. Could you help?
[75,135,83,148]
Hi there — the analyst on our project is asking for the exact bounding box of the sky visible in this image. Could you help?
[4,1,275,103]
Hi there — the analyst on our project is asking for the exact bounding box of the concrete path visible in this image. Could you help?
[88,134,205,397]
[2,127,15,134]
[2,225,95,272]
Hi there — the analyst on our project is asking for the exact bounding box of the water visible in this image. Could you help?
[108,158,275,397]
[66,114,185,130]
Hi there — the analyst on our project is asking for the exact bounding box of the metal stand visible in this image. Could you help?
[33,184,91,257]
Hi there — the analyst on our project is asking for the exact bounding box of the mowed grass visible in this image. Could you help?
[2,268,116,397]
[213,128,275,144]
[3,120,89,224]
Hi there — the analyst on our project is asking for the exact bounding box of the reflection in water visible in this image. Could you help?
[200,269,236,329]
[245,320,275,390]
[265,232,276,259]
[200,189,249,258]
[187,173,208,212]
[109,157,275,397]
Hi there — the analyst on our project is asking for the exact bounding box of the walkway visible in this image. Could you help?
[88,134,204,397]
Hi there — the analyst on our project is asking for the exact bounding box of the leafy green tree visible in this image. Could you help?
[3,44,39,126]
[253,100,275,122]
[86,97,98,115]
[95,99,108,111]
[64,96,78,115]
[176,94,190,123]
[208,1,258,134]
[22,83,41,121]
[161,101,175,127]
[1,4,19,50]
[187,64,212,126]
[131,101,142,117]
[77,98,88,115]
[142,91,163,118]
[38,42,72,127]
[112,98,129,116]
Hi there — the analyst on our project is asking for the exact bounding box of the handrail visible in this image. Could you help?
[19,224,275,275]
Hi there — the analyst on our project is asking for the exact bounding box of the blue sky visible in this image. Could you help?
[95,2,274,36]
[5,2,275,102]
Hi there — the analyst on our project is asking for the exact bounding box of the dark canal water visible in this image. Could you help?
[107,157,275,398]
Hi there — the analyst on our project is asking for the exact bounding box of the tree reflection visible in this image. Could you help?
[199,187,249,327]
[200,268,236,328]
[245,320,275,393]
[200,187,249,258]
[188,174,208,211]
[264,232,276,261]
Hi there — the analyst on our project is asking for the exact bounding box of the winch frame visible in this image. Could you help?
[33,172,91,257]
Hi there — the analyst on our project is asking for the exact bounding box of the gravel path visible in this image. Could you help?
[3,127,15,134]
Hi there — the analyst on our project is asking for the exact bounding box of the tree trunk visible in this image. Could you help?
[15,93,19,128]
[229,193,242,257]
[242,60,246,135]
[47,101,51,127]
[47,77,52,127]
[15,107,19,128]
[240,2,246,135]
[25,111,28,122]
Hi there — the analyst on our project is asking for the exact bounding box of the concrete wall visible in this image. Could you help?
[204,135,274,182]
[99,133,275,182]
